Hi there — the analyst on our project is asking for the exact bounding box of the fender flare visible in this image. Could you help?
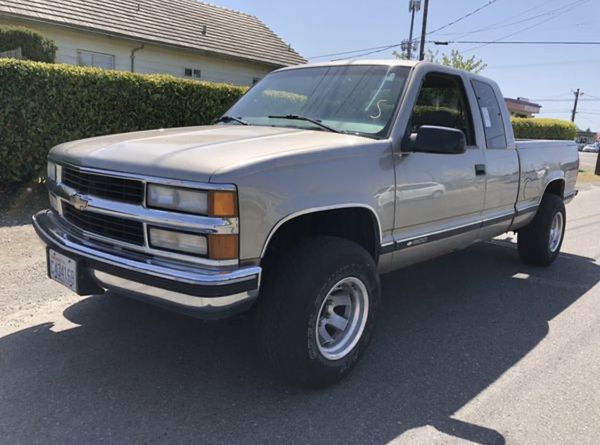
[260,204,383,259]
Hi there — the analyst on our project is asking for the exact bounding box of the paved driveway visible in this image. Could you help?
[1,187,599,444]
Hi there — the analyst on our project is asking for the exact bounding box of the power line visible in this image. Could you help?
[462,0,589,52]
[308,44,401,60]
[432,0,559,36]
[309,0,501,60]
[426,0,500,36]
[530,98,600,102]
[530,92,576,99]
[487,59,600,70]
[576,116,600,129]
[432,40,600,45]
[309,39,600,61]
[440,0,580,40]
[307,0,595,61]
[332,44,402,61]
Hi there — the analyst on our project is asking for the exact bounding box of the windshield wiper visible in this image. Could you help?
[216,115,249,126]
[268,114,340,133]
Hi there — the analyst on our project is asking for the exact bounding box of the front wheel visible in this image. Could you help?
[518,194,566,266]
[255,236,380,388]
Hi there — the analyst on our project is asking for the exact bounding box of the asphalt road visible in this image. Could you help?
[1,186,599,445]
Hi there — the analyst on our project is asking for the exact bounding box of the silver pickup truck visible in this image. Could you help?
[33,60,579,387]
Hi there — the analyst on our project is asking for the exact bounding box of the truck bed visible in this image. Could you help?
[515,139,579,214]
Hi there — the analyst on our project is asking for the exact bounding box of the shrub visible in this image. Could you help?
[511,117,576,141]
[0,59,247,184]
[263,89,307,105]
[0,25,57,62]
[412,106,461,125]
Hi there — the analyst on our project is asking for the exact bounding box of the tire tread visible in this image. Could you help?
[518,194,565,266]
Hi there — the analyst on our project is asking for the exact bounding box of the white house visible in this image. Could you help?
[0,0,306,86]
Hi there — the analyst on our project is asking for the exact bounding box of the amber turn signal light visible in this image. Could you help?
[208,234,239,260]
[209,191,238,217]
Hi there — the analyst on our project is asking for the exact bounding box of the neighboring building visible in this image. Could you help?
[576,130,599,146]
[504,97,542,118]
[0,0,306,86]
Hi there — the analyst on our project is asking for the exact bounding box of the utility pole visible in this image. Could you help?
[571,88,582,122]
[418,0,430,60]
[407,0,421,59]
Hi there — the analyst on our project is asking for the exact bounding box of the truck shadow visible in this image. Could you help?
[1,240,598,444]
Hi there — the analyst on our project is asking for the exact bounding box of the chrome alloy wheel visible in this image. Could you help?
[549,211,564,253]
[316,277,369,361]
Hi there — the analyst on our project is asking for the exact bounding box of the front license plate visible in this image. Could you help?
[48,249,78,292]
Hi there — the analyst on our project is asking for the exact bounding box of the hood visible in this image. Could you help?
[50,125,368,183]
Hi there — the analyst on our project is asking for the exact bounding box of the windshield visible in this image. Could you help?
[225,65,410,138]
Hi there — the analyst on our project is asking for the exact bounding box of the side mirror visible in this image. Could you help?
[407,125,466,155]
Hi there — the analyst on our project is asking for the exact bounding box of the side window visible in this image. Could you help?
[409,73,475,145]
[184,68,202,80]
[471,80,507,149]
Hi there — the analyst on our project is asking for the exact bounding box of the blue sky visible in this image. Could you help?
[215,0,600,131]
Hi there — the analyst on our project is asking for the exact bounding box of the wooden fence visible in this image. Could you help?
[0,47,22,59]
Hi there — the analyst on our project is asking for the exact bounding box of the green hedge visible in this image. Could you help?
[511,117,576,141]
[0,59,247,184]
[0,25,57,62]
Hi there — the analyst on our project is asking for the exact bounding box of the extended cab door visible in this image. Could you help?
[390,71,486,267]
[470,80,520,240]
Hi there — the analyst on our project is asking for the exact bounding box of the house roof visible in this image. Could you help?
[0,0,306,67]
[504,97,542,109]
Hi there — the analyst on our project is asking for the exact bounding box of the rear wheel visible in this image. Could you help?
[256,236,380,388]
[518,194,566,266]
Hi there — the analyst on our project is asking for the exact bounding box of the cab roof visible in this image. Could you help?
[275,59,420,72]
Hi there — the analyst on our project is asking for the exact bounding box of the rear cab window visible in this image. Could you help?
[471,80,507,149]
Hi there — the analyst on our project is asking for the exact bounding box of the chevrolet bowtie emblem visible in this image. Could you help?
[70,193,89,211]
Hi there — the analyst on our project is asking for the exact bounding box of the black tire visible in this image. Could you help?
[255,236,380,388]
[518,194,566,266]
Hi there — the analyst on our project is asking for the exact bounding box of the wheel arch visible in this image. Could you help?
[260,204,383,263]
[544,177,565,198]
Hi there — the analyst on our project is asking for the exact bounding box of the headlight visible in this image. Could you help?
[47,161,57,182]
[149,227,208,256]
[147,184,208,215]
[147,184,238,217]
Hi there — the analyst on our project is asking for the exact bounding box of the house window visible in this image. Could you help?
[184,68,202,79]
[77,50,115,69]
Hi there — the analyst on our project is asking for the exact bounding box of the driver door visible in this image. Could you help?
[391,72,486,267]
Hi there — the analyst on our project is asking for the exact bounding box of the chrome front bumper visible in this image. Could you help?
[33,210,261,319]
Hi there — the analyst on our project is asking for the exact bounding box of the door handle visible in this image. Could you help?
[475,164,486,176]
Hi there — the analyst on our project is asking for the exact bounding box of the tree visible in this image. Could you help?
[425,49,487,74]
[0,25,57,63]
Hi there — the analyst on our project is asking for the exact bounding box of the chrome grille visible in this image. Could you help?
[62,167,144,204]
[62,204,145,246]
